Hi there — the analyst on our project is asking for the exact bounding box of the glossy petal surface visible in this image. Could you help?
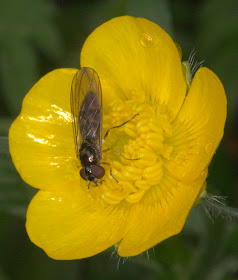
[81,16,187,121]
[9,69,82,192]
[26,189,128,260]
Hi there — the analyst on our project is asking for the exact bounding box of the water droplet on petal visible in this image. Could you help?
[140,33,153,48]
[205,143,213,154]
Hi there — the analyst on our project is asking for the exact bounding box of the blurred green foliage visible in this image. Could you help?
[0,0,238,279]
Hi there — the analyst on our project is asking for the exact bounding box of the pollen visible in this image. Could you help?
[88,100,173,204]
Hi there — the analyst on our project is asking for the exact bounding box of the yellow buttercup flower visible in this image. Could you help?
[9,16,227,260]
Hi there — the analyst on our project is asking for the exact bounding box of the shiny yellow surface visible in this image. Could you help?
[165,67,227,182]
[26,189,128,259]
[26,169,207,259]
[118,169,208,256]
[9,69,80,192]
[81,16,187,122]
[9,16,227,259]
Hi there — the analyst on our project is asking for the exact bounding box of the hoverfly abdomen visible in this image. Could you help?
[79,90,102,139]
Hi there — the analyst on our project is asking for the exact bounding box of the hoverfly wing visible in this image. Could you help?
[70,67,102,158]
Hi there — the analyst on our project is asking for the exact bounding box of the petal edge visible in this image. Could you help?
[165,67,227,182]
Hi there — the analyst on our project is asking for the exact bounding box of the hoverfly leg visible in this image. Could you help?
[102,148,111,153]
[101,161,110,165]
[101,114,140,184]
[88,182,98,188]
[102,147,140,161]
[113,148,140,161]
[101,162,118,183]
[103,113,139,140]
[110,171,118,183]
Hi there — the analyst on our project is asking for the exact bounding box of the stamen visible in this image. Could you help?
[87,100,173,204]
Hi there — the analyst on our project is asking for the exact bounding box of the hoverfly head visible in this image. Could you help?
[80,165,105,183]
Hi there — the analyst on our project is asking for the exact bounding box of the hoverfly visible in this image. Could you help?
[71,67,105,186]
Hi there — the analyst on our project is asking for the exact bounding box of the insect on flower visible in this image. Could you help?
[8,16,227,260]
[71,67,105,186]
[71,67,140,187]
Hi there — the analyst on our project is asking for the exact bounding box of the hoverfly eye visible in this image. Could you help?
[80,168,87,181]
[91,165,105,179]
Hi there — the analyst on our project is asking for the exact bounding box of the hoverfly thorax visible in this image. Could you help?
[70,67,105,186]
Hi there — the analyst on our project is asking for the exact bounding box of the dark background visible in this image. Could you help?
[0,0,238,279]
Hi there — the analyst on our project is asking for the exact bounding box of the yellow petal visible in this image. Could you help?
[81,16,187,121]
[9,69,83,192]
[118,168,207,256]
[26,189,128,260]
[164,67,227,182]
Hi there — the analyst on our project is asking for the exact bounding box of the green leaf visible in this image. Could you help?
[126,0,174,36]
[0,266,10,280]
[205,257,238,280]
[0,0,64,115]
[198,0,237,53]
[197,0,238,124]
[0,39,38,115]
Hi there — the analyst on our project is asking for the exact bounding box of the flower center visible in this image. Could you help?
[87,100,173,204]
